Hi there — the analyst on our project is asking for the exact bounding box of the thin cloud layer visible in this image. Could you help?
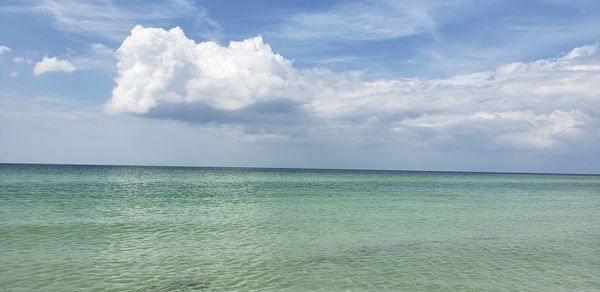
[107,26,600,151]
[14,0,221,42]
[33,56,76,76]
[278,1,437,41]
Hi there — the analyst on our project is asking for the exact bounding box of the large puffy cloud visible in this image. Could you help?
[33,56,76,76]
[107,26,600,151]
[107,26,299,113]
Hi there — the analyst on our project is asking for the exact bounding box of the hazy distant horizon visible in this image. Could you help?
[2,162,598,176]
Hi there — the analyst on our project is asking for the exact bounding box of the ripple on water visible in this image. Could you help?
[1,165,599,290]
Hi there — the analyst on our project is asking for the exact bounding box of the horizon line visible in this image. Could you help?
[1,162,598,176]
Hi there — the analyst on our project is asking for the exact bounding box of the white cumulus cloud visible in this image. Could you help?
[108,25,298,113]
[0,45,11,54]
[107,26,600,151]
[33,56,76,76]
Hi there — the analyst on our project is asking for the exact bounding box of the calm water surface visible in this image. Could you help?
[1,164,599,291]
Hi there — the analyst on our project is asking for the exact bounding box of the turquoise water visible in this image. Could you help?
[1,164,599,291]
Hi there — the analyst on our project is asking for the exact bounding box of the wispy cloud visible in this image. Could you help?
[66,42,116,72]
[13,57,34,64]
[277,0,443,42]
[5,0,221,42]
[268,0,600,77]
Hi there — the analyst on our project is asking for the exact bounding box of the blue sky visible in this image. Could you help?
[1,0,599,173]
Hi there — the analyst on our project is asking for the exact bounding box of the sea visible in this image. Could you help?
[1,163,599,291]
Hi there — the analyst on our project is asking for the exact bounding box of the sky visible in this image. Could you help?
[0,0,599,173]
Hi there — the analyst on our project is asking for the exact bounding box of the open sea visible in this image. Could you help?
[0,163,599,291]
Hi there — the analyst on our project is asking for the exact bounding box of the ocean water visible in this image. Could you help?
[0,164,599,291]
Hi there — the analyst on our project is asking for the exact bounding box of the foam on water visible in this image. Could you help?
[1,164,599,290]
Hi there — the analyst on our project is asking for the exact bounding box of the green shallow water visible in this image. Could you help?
[1,164,599,291]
